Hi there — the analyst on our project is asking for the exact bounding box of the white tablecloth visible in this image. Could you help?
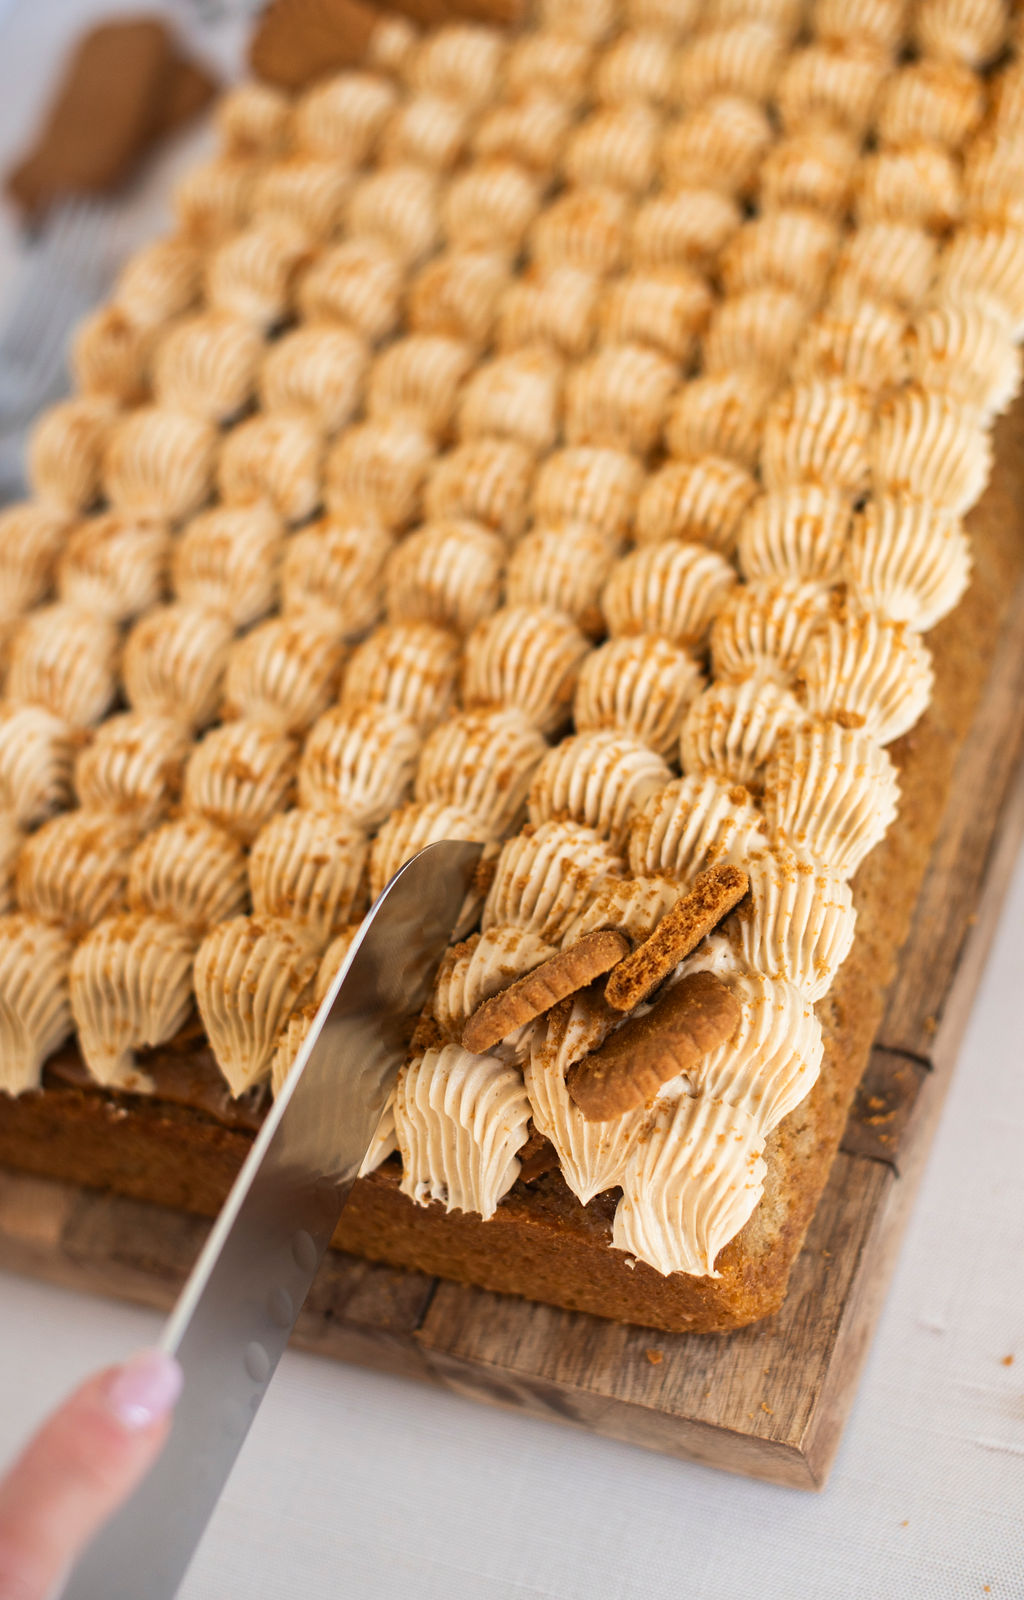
[0,6,1022,1595]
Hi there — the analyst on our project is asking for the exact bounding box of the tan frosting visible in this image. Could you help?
[58,513,169,623]
[410,248,511,346]
[296,238,404,344]
[0,502,68,618]
[574,634,705,759]
[680,673,804,788]
[6,603,118,727]
[249,808,368,942]
[877,58,984,146]
[442,161,543,252]
[524,993,644,1204]
[909,300,1022,416]
[565,342,678,453]
[913,0,1008,67]
[710,577,830,683]
[800,609,935,744]
[366,14,417,73]
[368,335,474,440]
[598,267,712,363]
[737,486,851,584]
[529,185,629,276]
[113,237,202,328]
[75,712,191,827]
[426,438,533,539]
[173,156,256,242]
[564,103,660,195]
[218,81,292,156]
[872,386,992,513]
[0,816,22,915]
[223,615,347,732]
[253,156,350,239]
[395,1043,531,1219]
[475,97,573,172]
[173,505,283,629]
[381,93,470,171]
[411,23,507,104]
[104,407,217,521]
[71,305,152,405]
[194,915,319,1096]
[670,925,742,983]
[0,915,73,1094]
[694,969,824,1134]
[761,379,874,495]
[127,817,248,933]
[703,287,808,381]
[602,541,736,648]
[793,299,907,393]
[16,810,138,934]
[760,126,858,219]
[386,520,503,636]
[463,605,589,735]
[315,925,361,1004]
[763,719,900,879]
[612,1092,767,1277]
[938,224,1024,332]
[280,517,389,637]
[631,187,742,271]
[675,21,785,106]
[962,135,1024,230]
[432,924,556,1043]
[776,39,889,135]
[269,1007,314,1099]
[28,397,113,512]
[628,772,765,882]
[730,846,856,1002]
[560,872,680,946]
[123,603,233,729]
[528,731,671,851]
[293,71,398,162]
[505,524,618,638]
[857,142,962,231]
[720,209,839,301]
[298,704,421,827]
[415,708,547,835]
[343,621,460,734]
[834,221,937,309]
[346,164,440,264]
[219,414,324,526]
[369,799,490,900]
[326,418,432,530]
[531,446,642,540]
[205,218,311,329]
[665,369,773,471]
[483,819,625,943]
[505,30,592,101]
[634,456,757,554]
[184,718,297,845]
[70,912,197,1091]
[844,494,971,632]
[457,347,563,454]
[595,27,675,103]
[658,94,773,195]
[152,313,263,423]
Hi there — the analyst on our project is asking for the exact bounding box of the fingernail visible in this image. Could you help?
[103,1349,183,1432]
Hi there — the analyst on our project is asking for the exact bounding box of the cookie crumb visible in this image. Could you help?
[645,1348,663,1365]
[1001,1354,1014,1366]
[760,1400,773,1414]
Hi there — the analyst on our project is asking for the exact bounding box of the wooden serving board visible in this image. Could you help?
[3,431,1024,1490]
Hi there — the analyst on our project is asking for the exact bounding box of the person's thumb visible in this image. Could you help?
[0,1348,182,1600]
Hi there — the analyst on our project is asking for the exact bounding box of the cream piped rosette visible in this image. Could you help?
[0,815,22,914]
[152,313,264,423]
[292,70,397,163]
[28,398,113,513]
[57,513,169,623]
[871,384,992,513]
[737,485,850,584]
[913,0,1007,67]
[204,217,312,330]
[71,305,152,406]
[658,93,773,196]
[574,634,705,760]
[792,299,907,393]
[346,163,441,265]
[69,912,198,1091]
[342,621,460,734]
[5,604,118,728]
[248,808,368,944]
[527,731,671,853]
[394,1043,531,1220]
[565,342,678,455]
[173,505,283,629]
[260,323,370,434]
[325,418,432,530]
[194,915,320,1096]
[719,209,839,302]
[703,286,809,382]
[15,810,139,934]
[710,577,831,684]
[222,615,347,733]
[775,40,891,138]
[441,161,545,255]
[0,915,74,1094]
[531,446,642,542]
[528,186,628,278]
[173,155,258,242]
[601,541,736,649]
[565,102,662,198]
[183,718,297,845]
[424,437,533,540]
[843,493,971,631]
[368,334,475,441]
[74,712,191,828]
[296,238,404,343]
[127,817,248,934]
[594,25,675,105]
[431,925,557,1045]
[462,605,589,736]
[280,518,389,637]
[908,298,1022,417]
[664,369,774,472]
[409,248,512,347]
[111,237,203,329]
[253,156,351,240]
[414,708,547,836]
[103,407,217,522]
[634,457,757,556]
[217,80,292,157]
[483,819,625,945]
[504,29,592,104]
[690,968,824,1134]
[760,378,874,495]
[762,718,900,879]
[0,705,68,828]
[298,704,421,828]
[679,672,805,789]
[410,21,507,105]
[456,347,563,455]
[524,991,645,1205]
[798,607,935,745]
[385,519,503,634]
[380,92,470,171]
[627,773,766,883]
[856,141,963,230]
[475,97,573,174]
[123,603,233,730]
[833,220,938,309]
[760,125,859,220]
[368,800,490,901]
[0,502,69,620]
[876,57,985,148]
[675,19,787,107]
[504,524,618,639]
[218,414,324,526]
[495,265,599,360]
[561,871,680,947]
[597,266,712,363]
[937,223,1024,335]
[631,187,742,271]
[728,845,856,1003]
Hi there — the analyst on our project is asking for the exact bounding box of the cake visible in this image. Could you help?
[1,0,1023,1334]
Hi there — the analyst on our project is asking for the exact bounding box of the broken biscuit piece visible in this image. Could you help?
[462,928,629,1055]
[604,862,748,1012]
[566,969,741,1122]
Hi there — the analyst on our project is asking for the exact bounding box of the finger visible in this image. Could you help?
[0,1349,182,1600]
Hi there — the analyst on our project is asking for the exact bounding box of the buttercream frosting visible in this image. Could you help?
[174,156,256,241]
[793,299,907,392]
[680,673,805,788]
[103,406,217,521]
[298,704,421,827]
[634,456,757,554]
[127,817,248,933]
[28,397,112,512]
[280,517,389,637]
[16,809,138,934]
[443,160,544,252]
[415,708,547,835]
[57,513,169,623]
[71,305,152,405]
[504,524,617,638]
[425,438,533,539]
[598,267,712,363]
[565,342,679,454]
[872,386,991,513]
[529,185,629,275]
[628,772,766,881]
[346,164,440,264]
[658,94,772,194]
[0,914,73,1094]
[729,846,856,1002]
[70,912,197,1091]
[531,446,642,540]
[844,493,971,631]
[483,820,625,943]
[710,577,830,683]
[253,156,350,239]
[432,925,556,1043]
[703,287,809,382]
[574,634,706,759]
[204,218,311,328]
[222,615,347,732]
[693,968,824,1133]
[113,237,202,328]
[260,323,369,433]
[462,605,590,735]
[560,872,680,946]
[385,518,504,634]
[408,248,513,346]
[632,188,742,270]
[296,238,404,344]
[564,103,660,194]
[183,717,298,844]
[457,347,564,454]
[602,541,736,648]
[665,369,773,472]
[293,71,397,162]
[369,800,490,900]
[152,312,263,422]
[761,379,874,495]
[381,93,470,170]
[0,502,68,618]
[343,621,460,733]
[123,603,233,729]
[497,264,599,361]
[368,334,475,440]
[74,712,191,827]
[762,718,900,878]
[218,81,292,156]
[876,58,984,147]
[528,731,671,851]
[194,914,319,1096]
[173,504,283,628]
[249,807,368,942]
[6,603,118,727]
[737,486,850,584]
[908,299,1022,416]
[219,414,324,526]
[325,418,432,530]
[799,608,935,744]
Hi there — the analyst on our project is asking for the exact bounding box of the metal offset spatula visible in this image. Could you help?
[62,838,482,1600]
